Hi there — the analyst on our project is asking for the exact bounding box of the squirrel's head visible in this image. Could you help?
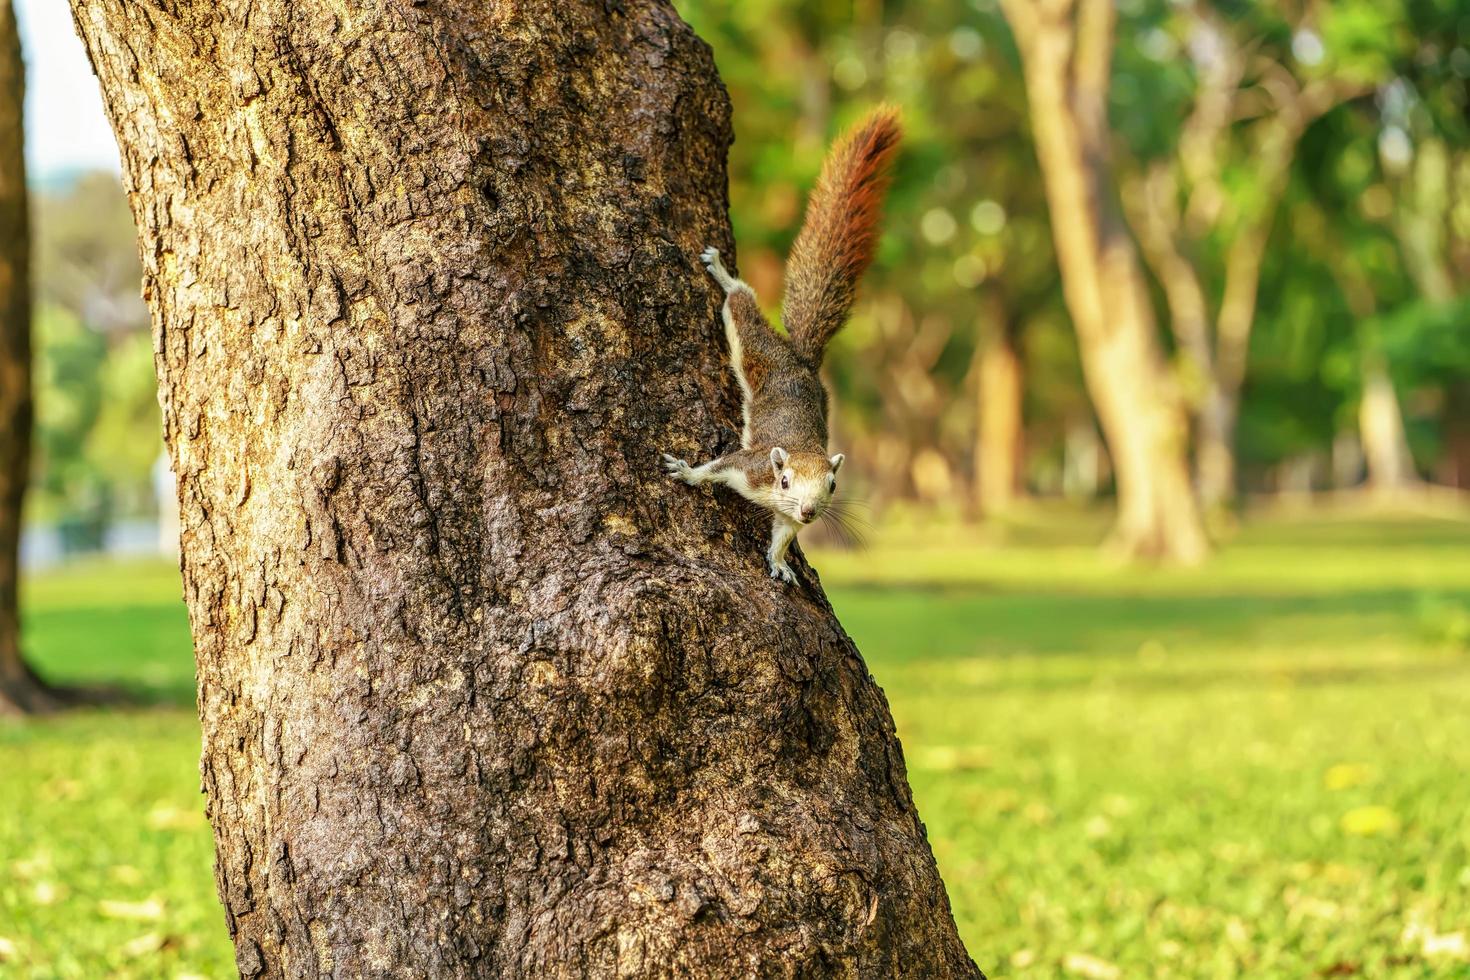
[769,447,844,525]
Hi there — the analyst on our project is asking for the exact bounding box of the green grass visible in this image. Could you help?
[4,514,1470,977]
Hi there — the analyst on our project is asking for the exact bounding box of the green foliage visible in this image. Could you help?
[31,305,108,523]
[674,0,1470,503]
[5,517,1470,976]
[85,330,163,517]
[29,303,161,526]
[28,171,160,527]
[33,171,148,334]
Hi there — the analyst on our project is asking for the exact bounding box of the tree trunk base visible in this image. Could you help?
[1105,512,1210,566]
[0,652,65,716]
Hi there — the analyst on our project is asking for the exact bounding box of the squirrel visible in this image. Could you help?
[663,107,902,583]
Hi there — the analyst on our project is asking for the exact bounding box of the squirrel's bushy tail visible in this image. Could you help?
[782,106,902,368]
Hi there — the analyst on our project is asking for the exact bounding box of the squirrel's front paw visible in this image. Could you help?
[767,558,796,584]
[699,246,721,267]
[661,453,695,484]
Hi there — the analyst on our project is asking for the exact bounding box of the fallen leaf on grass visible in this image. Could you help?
[1023,802,1054,825]
[1286,892,1342,922]
[10,854,51,879]
[119,932,177,958]
[40,778,83,802]
[1403,918,1469,960]
[147,805,205,831]
[1063,952,1121,979]
[110,865,144,885]
[1340,805,1400,837]
[1324,763,1372,791]
[31,880,64,905]
[99,897,166,921]
[988,789,1022,814]
[1424,933,1469,959]
[910,745,992,772]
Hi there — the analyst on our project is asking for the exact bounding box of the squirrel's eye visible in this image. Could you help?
[780,475,790,490]
[829,477,837,493]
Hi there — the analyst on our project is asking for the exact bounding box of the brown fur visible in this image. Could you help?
[725,290,829,452]
[725,290,782,393]
[669,111,898,579]
[782,107,902,369]
[709,448,779,488]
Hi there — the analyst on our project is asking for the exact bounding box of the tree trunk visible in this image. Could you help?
[1331,249,1421,500]
[972,291,1024,517]
[1359,359,1420,494]
[0,0,56,716]
[71,2,981,977]
[1440,382,1470,490]
[1119,18,1359,514]
[1000,0,1208,563]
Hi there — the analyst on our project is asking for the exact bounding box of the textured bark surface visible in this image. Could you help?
[0,0,54,716]
[70,1,980,976]
[1001,0,1208,563]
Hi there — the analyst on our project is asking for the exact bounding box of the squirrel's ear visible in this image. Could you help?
[770,447,789,472]
[829,453,845,474]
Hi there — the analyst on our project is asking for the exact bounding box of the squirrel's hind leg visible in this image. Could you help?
[700,247,748,296]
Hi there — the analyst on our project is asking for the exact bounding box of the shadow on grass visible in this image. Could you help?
[24,602,197,710]
[827,584,1470,661]
[896,657,1470,697]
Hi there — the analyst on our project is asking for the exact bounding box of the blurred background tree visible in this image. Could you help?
[16,0,1469,565]
[28,169,153,549]
[676,0,1468,561]
[0,0,44,713]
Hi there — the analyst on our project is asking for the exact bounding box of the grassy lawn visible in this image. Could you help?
[4,513,1470,977]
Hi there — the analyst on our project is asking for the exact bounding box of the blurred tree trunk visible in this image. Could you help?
[71,1,981,977]
[1332,252,1421,497]
[1440,382,1470,489]
[870,293,957,509]
[1385,139,1456,492]
[0,0,55,716]
[972,289,1024,517]
[1392,138,1457,305]
[1000,0,1208,563]
[1359,359,1420,493]
[1122,12,1364,512]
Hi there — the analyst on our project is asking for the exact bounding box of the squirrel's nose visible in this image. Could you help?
[800,504,816,521]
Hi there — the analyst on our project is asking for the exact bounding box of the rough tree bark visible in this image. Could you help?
[71,1,981,977]
[0,0,57,716]
[1000,0,1208,562]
